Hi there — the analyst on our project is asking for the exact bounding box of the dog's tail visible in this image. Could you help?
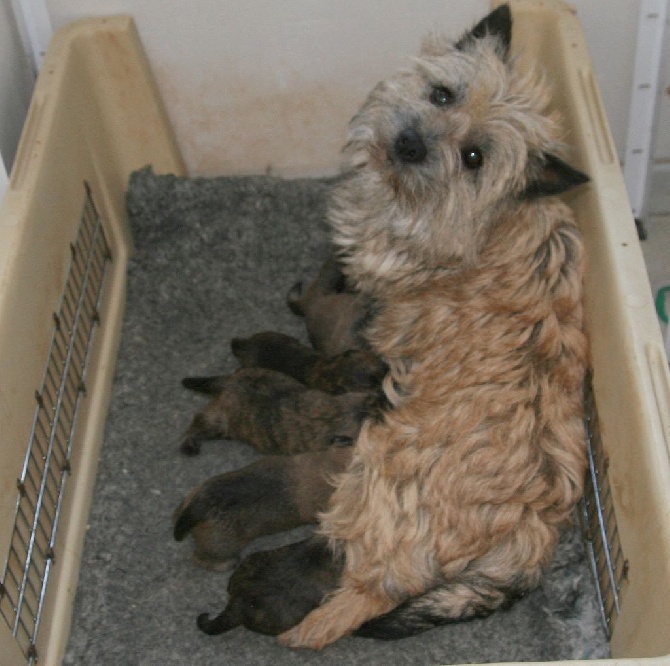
[354,579,521,640]
[197,608,241,635]
[181,375,227,395]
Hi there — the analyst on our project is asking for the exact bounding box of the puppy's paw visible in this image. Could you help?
[179,435,202,456]
[287,281,305,315]
[191,553,237,573]
[197,608,241,635]
[329,435,354,447]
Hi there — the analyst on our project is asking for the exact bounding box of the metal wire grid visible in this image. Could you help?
[580,372,628,638]
[0,183,111,663]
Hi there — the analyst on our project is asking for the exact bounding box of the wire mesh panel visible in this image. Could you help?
[0,183,111,663]
[580,371,628,637]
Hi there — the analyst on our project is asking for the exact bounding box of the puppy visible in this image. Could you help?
[196,536,343,635]
[179,367,369,455]
[287,253,368,356]
[173,448,352,571]
[231,331,387,394]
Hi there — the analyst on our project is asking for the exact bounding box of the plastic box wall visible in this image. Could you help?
[0,16,185,665]
[0,1,668,664]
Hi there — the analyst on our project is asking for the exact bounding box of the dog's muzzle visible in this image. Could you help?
[394,128,427,164]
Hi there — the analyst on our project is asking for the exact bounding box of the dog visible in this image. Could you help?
[286,252,368,356]
[179,367,370,455]
[274,3,591,648]
[231,331,388,394]
[173,449,352,571]
[177,3,589,646]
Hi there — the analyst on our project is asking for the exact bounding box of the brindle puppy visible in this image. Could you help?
[173,448,352,571]
[287,253,368,356]
[179,367,370,456]
[231,331,387,394]
[196,536,343,635]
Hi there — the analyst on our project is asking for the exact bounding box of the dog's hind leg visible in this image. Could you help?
[278,582,398,649]
[278,561,515,647]
[173,447,352,570]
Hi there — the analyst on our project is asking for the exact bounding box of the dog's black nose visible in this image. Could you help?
[394,128,427,164]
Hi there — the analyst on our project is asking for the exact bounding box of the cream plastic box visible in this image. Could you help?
[0,2,668,664]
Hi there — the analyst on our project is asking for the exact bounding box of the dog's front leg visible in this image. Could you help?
[278,580,397,649]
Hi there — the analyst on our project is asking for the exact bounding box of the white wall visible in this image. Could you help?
[1,0,667,196]
[0,0,35,176]
[43,0,490,176]
[42,0,648,177]
[650,14,670,215]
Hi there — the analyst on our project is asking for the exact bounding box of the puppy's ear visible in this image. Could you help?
[522,153,590,200]
[456,4,512,60]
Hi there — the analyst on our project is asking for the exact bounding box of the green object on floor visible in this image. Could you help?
[655,286,670,324]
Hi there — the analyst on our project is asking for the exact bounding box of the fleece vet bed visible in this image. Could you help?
[62,168,609,665]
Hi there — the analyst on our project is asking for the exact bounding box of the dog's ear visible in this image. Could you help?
[421,32,452,57]
[456,4,512,60]
[522,153,590,200]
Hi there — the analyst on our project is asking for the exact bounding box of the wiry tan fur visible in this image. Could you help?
[279,10,588,649]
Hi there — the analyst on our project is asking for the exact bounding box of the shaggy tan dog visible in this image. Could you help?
[278,4,590,648]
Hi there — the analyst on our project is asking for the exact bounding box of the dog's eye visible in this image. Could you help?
[429,86,454,107]
[461,146,483,170]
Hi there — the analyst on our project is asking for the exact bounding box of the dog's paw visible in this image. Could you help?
[181,375,226,394]
[277,619,334,650]
[277,625,305,648]
[276,599,352,650]
[277,583,398,649]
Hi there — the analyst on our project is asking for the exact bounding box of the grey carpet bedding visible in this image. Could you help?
[63,166,610,665]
